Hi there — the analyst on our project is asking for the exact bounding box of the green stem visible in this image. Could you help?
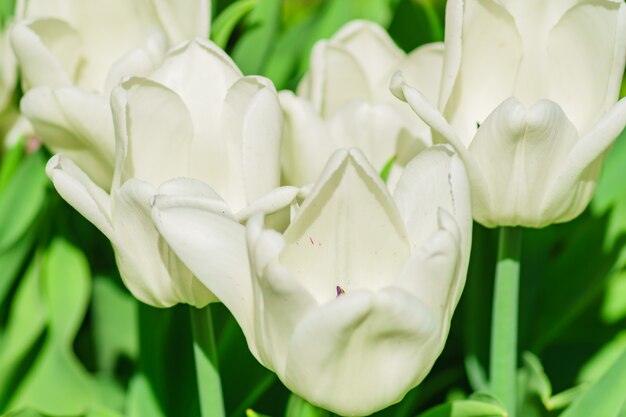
[190,306,225,417]
[489,227,522,417]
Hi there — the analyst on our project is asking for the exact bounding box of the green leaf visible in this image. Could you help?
[0,150,48,252]
[414,400,507,417]
[246,410,275,417]
[5,238,98,416]
[0,224,38,308]
[559,347,626,417]
[379,156,396,183]
[0,257,47,408]
[91,275,138,372]
[0,138,25,195]
[546,385,589,411]
[211,0,258,49]
[231,0,282,75]
[285,395,330,417]
[521,352,552,405]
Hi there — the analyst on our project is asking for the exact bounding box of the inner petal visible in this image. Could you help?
[279,149,410,303]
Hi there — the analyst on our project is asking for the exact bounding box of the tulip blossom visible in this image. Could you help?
[280,20,444,188]
[392,0,626,228]
[152,146,472,415]
[12,0,209,189]
[46,38,285,307]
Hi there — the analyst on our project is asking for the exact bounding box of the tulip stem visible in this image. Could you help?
[190,305,225,417]
[489,227,521,417]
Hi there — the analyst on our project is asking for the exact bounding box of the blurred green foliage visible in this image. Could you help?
[1,0,626,416]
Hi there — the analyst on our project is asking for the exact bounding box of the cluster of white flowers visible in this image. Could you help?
[5,0,625,414]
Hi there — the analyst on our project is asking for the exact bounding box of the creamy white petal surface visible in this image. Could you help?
[158,147,470,415]
[42,37,283,308]
[281,20,443,187]
[390,0,626,228]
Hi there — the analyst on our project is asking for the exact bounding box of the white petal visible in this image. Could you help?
[331,20,405,92]
[390,72,490,206]
[111,78,193,187]
[327,101,413,174]
[308,40,371,117]
[279,91,336,187]
[46,154,113,240]
[10,19,79,89]
[393,145,471,258]
[149,38,241,149]
[152,0,210,42]
[217,76,282,211]
[547,1,626,133]
[468,98,580,227]
[544,98,626,223]
[235,186,300,223]
[112,179,214,308]
[151,178,254,336]
[397,42,444,107]
[279,148,410,303]
[396,211,461,317]
[246,213,317,372]
[21,87,115,190]
[283,288,438,416]
[104,34,167,95]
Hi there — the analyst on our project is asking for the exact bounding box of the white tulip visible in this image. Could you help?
[46,39,286,308]
[280,20,444,188]
[0,25,17,117]
[152,146,472,415]
[392,0,626,228]
[13,0,210,189]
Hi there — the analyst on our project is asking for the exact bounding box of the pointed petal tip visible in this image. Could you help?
[389,71,406,101]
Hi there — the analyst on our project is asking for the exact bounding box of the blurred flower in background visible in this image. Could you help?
[12,0,210,189]
[280,20,443,189]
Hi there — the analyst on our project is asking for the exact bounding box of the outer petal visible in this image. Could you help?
[46,154,113,240]
[279,149,410,303]
[111,78,193,187]
[151,178,253,334]
[284,288,437,416]
[543,98,626,223]
[10,19,80,89]
[216,76,282,211]
[393,145,471,260]
[113,179,215,308]
[547,1,626,133]
[279,91,336,187]
[439,0,522,144]
[396,42,445,107]
[468,98,580,227]
[21,87,115,190]
[246,213,317,372]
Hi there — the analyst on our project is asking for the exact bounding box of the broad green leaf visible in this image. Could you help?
[231,0,282,75]
[0,224,38,308]
[592,128,626,216]
[211,0,258,48]
[91,275,138,372]
[414,400,507,417]
[560,347,626,417]
[285,395,330,417]
[0,257,47,409]
[127,374,166,417]
[0,150,48,252]
[6,238,97,416]
[0,138,25,195]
